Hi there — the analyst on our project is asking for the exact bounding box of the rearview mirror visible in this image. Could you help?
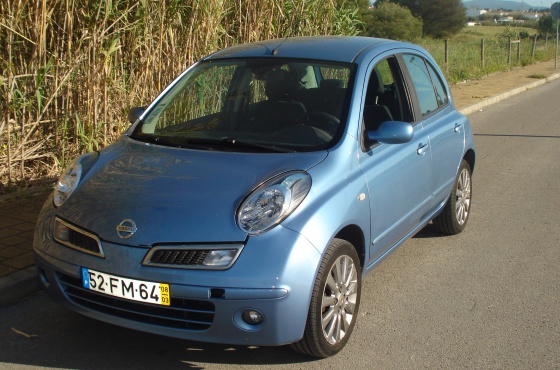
[367,121,413,144]
[127,106,145,124]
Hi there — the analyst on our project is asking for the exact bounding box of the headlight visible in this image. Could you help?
[237,171,311,235]
[53,152,99,207]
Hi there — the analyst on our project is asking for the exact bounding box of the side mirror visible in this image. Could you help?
[367,121,413,144]
[127,106,145,124]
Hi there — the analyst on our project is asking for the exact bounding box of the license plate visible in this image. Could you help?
[81,268,170,306]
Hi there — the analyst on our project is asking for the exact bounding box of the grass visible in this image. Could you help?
[419,25,556,83]
[528,74,547,79]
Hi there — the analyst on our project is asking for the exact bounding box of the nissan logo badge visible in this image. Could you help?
[116,219,137,239]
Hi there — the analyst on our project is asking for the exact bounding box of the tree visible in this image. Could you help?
[537,14,556,35]
[361,2,423,41]
[379,0,466,38]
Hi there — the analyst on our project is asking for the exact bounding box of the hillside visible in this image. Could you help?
[463,0,546,11]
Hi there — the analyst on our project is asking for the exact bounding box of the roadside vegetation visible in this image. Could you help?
[0,0,360,192]
[361,0,556,82]
[371,0,467,38]
[0,0,556,192]
[420,25,555,83]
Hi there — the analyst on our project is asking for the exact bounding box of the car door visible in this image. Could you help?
[401,53,466,208]
[359,56,433,265]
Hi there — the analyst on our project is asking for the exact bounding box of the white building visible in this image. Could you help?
[466,9,487,18]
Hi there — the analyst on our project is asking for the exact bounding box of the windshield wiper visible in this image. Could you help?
[220,138,296,153]
[131,135,295,152]
[132,135,168,146]
[130,134,218,150]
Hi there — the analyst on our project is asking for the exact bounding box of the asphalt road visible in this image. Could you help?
[1,79,559,369]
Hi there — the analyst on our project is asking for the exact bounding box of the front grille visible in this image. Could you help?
[54,217,104,257]
[59,273,215,331]
[143,244,244,270]
[68,229,99,253]
[148,249,209,265]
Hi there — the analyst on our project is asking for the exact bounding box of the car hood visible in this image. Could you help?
[57,138,327,246]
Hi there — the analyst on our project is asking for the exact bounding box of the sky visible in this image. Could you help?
[513,0,555,6]
[371,1,556,7]
[479,0,555,7]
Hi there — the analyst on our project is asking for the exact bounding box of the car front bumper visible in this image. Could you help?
[33,200,322,346]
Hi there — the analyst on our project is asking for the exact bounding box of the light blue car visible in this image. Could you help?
[33,36,475,358]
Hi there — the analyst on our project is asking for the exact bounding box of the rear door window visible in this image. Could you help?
[402,54,440,116]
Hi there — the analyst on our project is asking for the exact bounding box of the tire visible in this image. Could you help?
[291,239,361,358]
[433,159,472,235]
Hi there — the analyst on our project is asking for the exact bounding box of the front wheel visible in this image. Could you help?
[291,239,361,358]
[433,159,472,235]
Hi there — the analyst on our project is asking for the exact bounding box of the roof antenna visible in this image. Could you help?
[272,36,289,55]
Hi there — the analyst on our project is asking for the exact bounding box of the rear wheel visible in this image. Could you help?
[433,159,472,235]
[291,239,361,358]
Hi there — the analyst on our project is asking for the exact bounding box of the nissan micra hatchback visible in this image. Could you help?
[34,36,475,357]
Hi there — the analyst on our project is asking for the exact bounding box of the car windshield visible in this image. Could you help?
[130,58,355,152]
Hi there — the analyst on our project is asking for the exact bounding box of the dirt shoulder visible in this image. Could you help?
[451,59,560,111]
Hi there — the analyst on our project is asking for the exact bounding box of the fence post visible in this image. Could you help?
[517,39,521,63]
[554,19,560,69]
[508,36,512,66]
[445,39,449,73]
[532,34,537,59]
[481,38,485,70]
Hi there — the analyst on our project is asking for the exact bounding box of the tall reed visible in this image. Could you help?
[0,0,361,193]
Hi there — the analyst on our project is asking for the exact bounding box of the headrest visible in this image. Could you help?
[365,69,385,105]
[265,70,300,101]
[369,69,385,95]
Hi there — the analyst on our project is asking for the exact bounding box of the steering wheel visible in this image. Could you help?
[295,111,340,134]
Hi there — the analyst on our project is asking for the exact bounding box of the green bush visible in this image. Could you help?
[361,3,423,41]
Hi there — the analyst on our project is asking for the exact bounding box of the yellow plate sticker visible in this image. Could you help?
[160,283,170,306]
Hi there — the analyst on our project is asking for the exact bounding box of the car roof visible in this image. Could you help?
[203,36,406,64]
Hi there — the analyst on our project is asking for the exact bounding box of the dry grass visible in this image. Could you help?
[0,0,361,193]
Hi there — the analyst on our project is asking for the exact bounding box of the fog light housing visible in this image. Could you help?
[38,268,50,288]
[54,220,71,242]
[242,309,264,325]
[203,249,238,267]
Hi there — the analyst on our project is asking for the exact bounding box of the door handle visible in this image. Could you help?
[417,143,429,156]
[454,122,464,133]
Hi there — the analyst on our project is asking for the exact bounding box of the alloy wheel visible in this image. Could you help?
[321,255,359,345]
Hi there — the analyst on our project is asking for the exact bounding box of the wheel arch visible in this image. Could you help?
[334,224,365,271]
[463,148,475,173]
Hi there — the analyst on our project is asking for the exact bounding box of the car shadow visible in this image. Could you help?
[413,223,449,239]
[474,133,560,139]
[1,292,320,369]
